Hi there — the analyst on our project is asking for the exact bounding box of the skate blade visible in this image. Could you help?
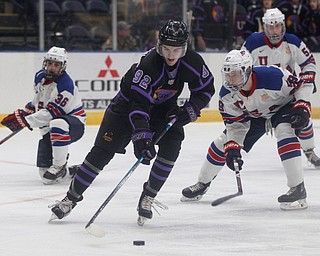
[280,199,308,211]
[137,216,147,226]
[312,163,320,169]
[180,195,203,202]
[42,175,71,185]
[307,161,320,169]
[48,213,59,222]
[43,180,60,185]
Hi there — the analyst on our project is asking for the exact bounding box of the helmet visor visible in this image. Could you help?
[221,68,246,91]
[264,23,285,44]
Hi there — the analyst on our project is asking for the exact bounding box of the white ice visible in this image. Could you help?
[1,121,320,256]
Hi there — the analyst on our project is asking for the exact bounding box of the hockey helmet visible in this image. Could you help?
[43,46,68,80]
[262,8,286,44]
[156,20,189,57]
[221,49,253,92]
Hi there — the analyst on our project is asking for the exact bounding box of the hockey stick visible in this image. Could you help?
[211,164,243,206]
[0,129,23,145]
[85,117,177,237]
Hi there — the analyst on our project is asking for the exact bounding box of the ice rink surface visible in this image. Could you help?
[1,121,320,256]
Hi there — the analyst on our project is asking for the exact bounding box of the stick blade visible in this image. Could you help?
[85,223,106,238]
[211,192,242,206]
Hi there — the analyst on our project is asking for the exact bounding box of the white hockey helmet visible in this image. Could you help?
[262,8,286,44]
[221,49,253,92]
[43,46,68,79]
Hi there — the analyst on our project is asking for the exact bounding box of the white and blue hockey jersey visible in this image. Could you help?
[25,69,86,135]
[242,32,316,77]
[219,66,313,147]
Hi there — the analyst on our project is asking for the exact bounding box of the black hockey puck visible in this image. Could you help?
[133,240,145,246]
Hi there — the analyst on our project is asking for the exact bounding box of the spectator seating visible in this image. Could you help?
[65,24,97,50]
[86,0,109,14]
[61,0,86,14]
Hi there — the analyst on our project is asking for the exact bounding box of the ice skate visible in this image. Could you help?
[68,164,80,178]
[42,163,69,185]
[278,182,308,210]
[137,194,154,226]
[137,193,168,226]
[40,164,78,185]
[304,149,320,169]
[180,181,211,202]
[49,196,78,221]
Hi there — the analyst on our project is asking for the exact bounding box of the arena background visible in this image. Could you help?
[0,51,319,125]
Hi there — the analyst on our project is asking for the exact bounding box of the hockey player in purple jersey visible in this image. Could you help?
[182,49,311,210]
[1,46,86,185]
[48,20,215,225]
[242,8,319,168]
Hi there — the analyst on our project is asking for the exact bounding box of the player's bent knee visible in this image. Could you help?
[275,123,296,140]
[50,118,70,131]
[86,145,115,170]
[215,133,227,150]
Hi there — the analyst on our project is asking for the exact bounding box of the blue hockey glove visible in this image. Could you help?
[224,141,243,171]
[167,101,200,127]
[290,100,311,136]
[132,129,156,165]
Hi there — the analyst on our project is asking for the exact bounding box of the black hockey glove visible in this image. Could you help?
[167,101,200,127]
[224,141,243,171]
[289,100,311,136]
[1,109,32,132]
[132,129,156,165]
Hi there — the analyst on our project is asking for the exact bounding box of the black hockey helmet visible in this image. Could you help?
[157,20,189,57]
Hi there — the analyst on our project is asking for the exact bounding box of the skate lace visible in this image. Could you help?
[141,196,168,216]
[47,165,65,175]
[190,182,206,193]
[48,199,73,213]
[304,150,320,167]
[307,151,320,162]
[285,186,297,196]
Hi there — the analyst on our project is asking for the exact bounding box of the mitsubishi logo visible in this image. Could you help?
[98,56,120,78]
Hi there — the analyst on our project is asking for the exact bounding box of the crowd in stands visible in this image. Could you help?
[192,0,320,52]
[0,0,319,52]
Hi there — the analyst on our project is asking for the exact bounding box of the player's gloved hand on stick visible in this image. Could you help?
[289,100,311,136]
[224,141,244,171]
[167,101,200,127]
[1,109,32,132]
[132,128,156,165]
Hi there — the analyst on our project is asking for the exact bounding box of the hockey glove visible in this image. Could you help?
[132,129,156,165]
[24,102,36,115]
[224,141,244,171]
[289,100,311,136]
[167,101,200,127]
[1,109,32,132]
